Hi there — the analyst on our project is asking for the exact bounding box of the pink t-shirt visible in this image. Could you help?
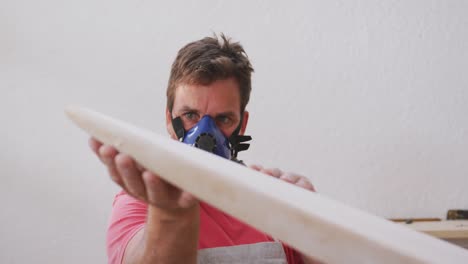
[107,190,303,264]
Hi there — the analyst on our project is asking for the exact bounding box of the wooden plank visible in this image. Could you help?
[401,220,468,250]
[402,220,468,240]
[66,106,468,264]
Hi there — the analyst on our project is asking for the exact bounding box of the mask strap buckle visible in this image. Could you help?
[229,118,252,161]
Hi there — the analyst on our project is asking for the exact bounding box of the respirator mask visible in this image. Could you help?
[171,115,251,162]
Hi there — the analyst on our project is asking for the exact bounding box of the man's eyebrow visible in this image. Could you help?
[215,111,237,117]
[177,107,237,118]
[179,106,200,113]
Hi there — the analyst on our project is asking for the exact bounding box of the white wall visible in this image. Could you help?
[1,1,467,263]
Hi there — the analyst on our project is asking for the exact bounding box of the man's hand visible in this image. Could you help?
[249,164,323,264]
[89,137,198,211]
[90,137,200,263]
[249,164,316,192]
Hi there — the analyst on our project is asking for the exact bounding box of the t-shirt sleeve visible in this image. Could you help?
[106,190,147,264]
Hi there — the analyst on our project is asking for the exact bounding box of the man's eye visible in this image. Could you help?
[216,116,232,126]
[184,112,199,121]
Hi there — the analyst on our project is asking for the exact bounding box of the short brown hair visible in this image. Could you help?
[166,34,254,114]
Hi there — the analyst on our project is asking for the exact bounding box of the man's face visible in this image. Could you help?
[166,77,249,140]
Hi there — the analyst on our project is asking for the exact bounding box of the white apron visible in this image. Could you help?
[197,241,288,264]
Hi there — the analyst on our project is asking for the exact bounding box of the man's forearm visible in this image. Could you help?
[144,205,200,263]
[123,204,200,264]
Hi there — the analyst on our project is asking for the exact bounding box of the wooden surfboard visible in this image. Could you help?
[66,106,468,263]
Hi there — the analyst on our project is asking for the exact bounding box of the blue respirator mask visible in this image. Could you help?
[171,115,251,162]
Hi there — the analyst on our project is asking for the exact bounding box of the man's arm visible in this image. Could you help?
[249,165,324,264]
[91,138,199,264]
[123,205,199,264]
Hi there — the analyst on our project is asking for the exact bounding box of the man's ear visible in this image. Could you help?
[239,110,249,135]
[166,107,177,140]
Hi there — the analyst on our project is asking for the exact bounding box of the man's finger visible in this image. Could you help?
[97,144,123,186]
[295,177,316,192]
[135,162,145,172]
[89,137,102,155]
[261,168,283,178]
[107,165,124,186]
[116,154,148,201]
[99,145,119,166]
[179,191,198,209]
[249,164,263,171]
[142,171,175,206]
[279,172,300,183]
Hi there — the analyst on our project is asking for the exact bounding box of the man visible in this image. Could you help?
[89,34,319,263]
